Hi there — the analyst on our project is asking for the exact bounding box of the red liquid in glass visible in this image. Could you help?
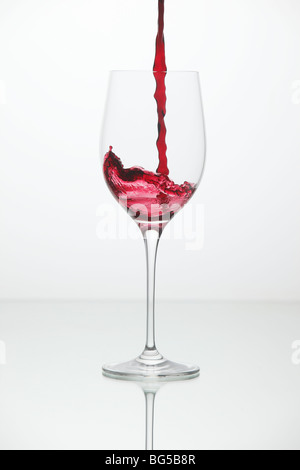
[103,0,195,224]
[104,147,195,222]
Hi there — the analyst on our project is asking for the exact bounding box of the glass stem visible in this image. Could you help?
[139,229,163,362]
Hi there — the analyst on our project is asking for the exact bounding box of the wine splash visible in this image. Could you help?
[103,0,195,224]
[104,146,195,222]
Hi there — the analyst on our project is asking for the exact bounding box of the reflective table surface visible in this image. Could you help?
[0,301,300,450]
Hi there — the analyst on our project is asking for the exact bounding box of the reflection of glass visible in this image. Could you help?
[143,382,159,450]
[104,375,199,450]
[101,71,206,380]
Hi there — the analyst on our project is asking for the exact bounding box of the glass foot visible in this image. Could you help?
[102,355,200,382]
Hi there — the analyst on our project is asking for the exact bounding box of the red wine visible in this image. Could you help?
[104,147,195,222]
[103,0,195,224]
[153,0,168,176]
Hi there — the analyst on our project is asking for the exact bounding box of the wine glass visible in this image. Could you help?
[101,71,206,380]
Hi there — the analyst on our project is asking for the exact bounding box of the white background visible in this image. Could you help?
[0,0,300,301]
